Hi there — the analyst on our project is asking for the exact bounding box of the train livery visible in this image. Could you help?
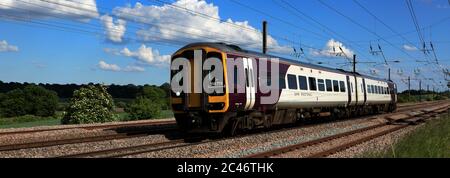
[170,42,397,134]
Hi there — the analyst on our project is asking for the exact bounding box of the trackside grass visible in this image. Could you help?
[363,112,450,158]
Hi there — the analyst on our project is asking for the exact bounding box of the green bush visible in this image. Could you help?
[23,85,59,117]
[0,89,26,117]
[124,97,161,120]
[123,86,166,120]
[62,85,116,124]
[0,85,58,117]
[115,101,127,109]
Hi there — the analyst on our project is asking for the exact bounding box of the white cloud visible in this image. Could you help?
[98,60,121,72]
[105,44,170,67]
[0,0,99,21]
[98,60,145,72]
[311,39,354,58]
[123,65,145,72]
[100,14,126,43]
[0,40,18,52]
[403,44,418,51]
[112,0,291,54]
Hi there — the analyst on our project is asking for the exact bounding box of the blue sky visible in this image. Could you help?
[0,0,449,91]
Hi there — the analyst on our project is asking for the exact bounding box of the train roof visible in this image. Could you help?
[178,42,393,83]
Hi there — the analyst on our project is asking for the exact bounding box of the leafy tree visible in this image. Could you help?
[62,85,116,124]
[125,97,161,120]
[0,89,27,117]
[124,85,167,120]
[0,85,58,117]
[22,85,59,117]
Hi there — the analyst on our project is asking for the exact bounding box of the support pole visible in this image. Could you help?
[353,54,356,73]
[419,80,422,101]
[388,68,391,81]
[262,21,267,54]
[408,76,411,100]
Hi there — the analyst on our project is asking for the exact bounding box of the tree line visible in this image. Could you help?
[0,80,170,99]
[1,81,172,124]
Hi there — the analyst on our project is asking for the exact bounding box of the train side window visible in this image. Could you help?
[234,66,238,86]
[318,79,325,91]
[387,87,390,94]
[339,81,345,92]
[384,87,387,94]
[287,74,298,90]
[308,77,317,91]
[378,86,382,94]
[371,85,375,94]
[326,79,332,92]
[298,75,308,90]
[332,80,339,92]
[279,75,286,89]
[367,85,372,93]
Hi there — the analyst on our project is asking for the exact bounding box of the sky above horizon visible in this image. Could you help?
[0,0,449,91]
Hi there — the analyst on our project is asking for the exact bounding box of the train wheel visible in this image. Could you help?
[223,117,241,137]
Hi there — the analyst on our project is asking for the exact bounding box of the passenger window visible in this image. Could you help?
[368,85,371,93]
[339,81,345,92]
[371,85,375,94]
[287,74,298,90]
[333,80,339,92]
[298,75,308,90]
[234,66,238,86]
[308,77,317,91]
[378,86,381,94]
[326,79,332,92]
[351,83,353,93]
[318,79,325,91]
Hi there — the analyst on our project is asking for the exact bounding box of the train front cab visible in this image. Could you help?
[170,46,231,133]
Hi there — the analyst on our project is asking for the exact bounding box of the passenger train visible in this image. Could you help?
[170,42,397,134]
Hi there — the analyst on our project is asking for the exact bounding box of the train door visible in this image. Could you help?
[354,76,358,106]
[346,76,352,106]
[362,78,367,105]
[243,58,256,110]
[388,82,396,103]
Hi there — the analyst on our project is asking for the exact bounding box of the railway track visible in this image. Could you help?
[0,100,443,137]
[56,138,188,158]
[0,101,447,157]
[0,123,178,151]
[54,101,449,158]
[244,103,448,158]
[0,119,176,136]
